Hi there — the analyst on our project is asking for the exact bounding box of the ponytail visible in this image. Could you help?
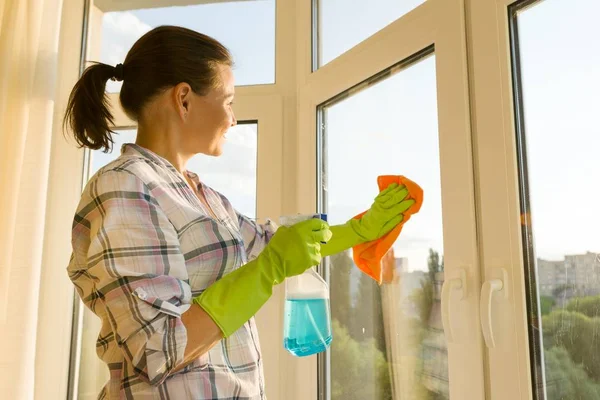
[63,62,118,153]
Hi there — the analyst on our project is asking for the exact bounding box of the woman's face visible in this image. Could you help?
[185,64,237,156]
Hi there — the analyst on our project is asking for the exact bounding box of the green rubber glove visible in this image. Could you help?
[194,218,332,337]
[321,183,415,257]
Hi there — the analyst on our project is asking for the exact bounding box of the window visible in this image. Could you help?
[468,0,600,397]
[93,0,276,93]
[319,53,448,399]
[316,0,425,67]
[297,0,484,397]
[60,0,600,398]
[510,0,600,397]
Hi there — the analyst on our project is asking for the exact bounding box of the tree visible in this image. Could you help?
[539,296,556,316]
[544,346,600,399]
[542,310,600,382]
[409,249,448,399]
[565,295,600,318]
[330,319,392,400]
[329,250,354,330]
[329,252,392,399]
[412,277,434,327]
[352,269,387,353]
[411,249,444,327]
[426,248,444,281]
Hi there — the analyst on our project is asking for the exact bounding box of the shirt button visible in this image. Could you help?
[135,288,147,300]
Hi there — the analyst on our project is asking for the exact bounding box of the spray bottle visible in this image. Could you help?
[279,214,332,357]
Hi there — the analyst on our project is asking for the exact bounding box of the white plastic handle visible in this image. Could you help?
[480,268,508,348]
[441,269,467,343]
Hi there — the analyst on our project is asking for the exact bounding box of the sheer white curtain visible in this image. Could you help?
[0,0,66,398]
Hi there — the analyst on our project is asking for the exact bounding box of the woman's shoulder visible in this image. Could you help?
[82,153,167,196]
[202,182,235,210]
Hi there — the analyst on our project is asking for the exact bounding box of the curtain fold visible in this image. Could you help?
[0,0,64,398]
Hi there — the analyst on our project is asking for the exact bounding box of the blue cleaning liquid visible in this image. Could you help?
[284,298,332,357]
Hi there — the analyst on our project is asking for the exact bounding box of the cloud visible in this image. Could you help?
[101,11,152,65]
[103,11,152,40]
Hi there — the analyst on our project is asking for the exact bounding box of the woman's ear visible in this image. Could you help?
[173,82,192,119]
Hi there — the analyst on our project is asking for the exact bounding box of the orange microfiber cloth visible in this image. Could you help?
[352,175,424,284]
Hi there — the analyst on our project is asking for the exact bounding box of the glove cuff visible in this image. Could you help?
[320,221,365,257]
[194,258,274,338]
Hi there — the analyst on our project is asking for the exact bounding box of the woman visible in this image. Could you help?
[65,26,415,399]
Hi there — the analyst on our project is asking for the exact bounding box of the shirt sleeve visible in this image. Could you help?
[74,170,191,386]
[210,188,277,261]
[236,212,277,261]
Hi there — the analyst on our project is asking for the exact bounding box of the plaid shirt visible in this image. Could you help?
[68,144,275,399]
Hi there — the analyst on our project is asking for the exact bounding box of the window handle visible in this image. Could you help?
[441,269,467,343]
[480,268,508,348]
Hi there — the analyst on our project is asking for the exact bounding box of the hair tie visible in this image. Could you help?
[113,63,124,82]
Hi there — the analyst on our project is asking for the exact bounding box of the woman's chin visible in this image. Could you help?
[209,145,224,157]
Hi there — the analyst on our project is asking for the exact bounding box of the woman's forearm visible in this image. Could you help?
[173,303,223,373]
[320,223,363,257]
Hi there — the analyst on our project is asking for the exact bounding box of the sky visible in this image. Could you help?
[89,0,599,272]
[516,0,600,262]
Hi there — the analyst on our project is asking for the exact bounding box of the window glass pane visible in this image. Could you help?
[97,0,275,92]
[317,0,425,67]
[512,0,600,397]
[188,123,258,219]
[77,123,258,398]
[320,54,448,399]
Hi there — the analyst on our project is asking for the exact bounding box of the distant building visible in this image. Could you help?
[395,257,409,275]
[537,251,600,298]
[537,259,567,296]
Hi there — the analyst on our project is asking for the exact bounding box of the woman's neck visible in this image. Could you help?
[136,119,192,175]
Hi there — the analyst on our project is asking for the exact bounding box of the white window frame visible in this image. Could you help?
[35,0,89,398]
[466,0,538,398]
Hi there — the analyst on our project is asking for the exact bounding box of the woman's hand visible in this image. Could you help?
[264,218,333,279]
[349,183,416,241]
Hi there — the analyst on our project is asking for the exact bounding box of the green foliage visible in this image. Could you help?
[330,319,392,400]
[544,346,600,399]
[352,270,387,352]
[411,249,444,327]
[539,296,556,316]
[427,249,444,280]
[329,251,392,399]
[565,295,600,318]
[329,251,354,330]
[542,310,600,382]
[411,277,434,326]
[329,248,448,400]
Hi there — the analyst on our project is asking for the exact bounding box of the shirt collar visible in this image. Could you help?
[121,143,179,174]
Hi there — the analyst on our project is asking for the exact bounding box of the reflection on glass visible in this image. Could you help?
[77,124,258,398]
[317,0,425,67]
[97,0,275,92]
[512,0,600,398]
[320,54,448,399]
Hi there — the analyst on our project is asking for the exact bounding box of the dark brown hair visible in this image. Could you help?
[63,26,232,152]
